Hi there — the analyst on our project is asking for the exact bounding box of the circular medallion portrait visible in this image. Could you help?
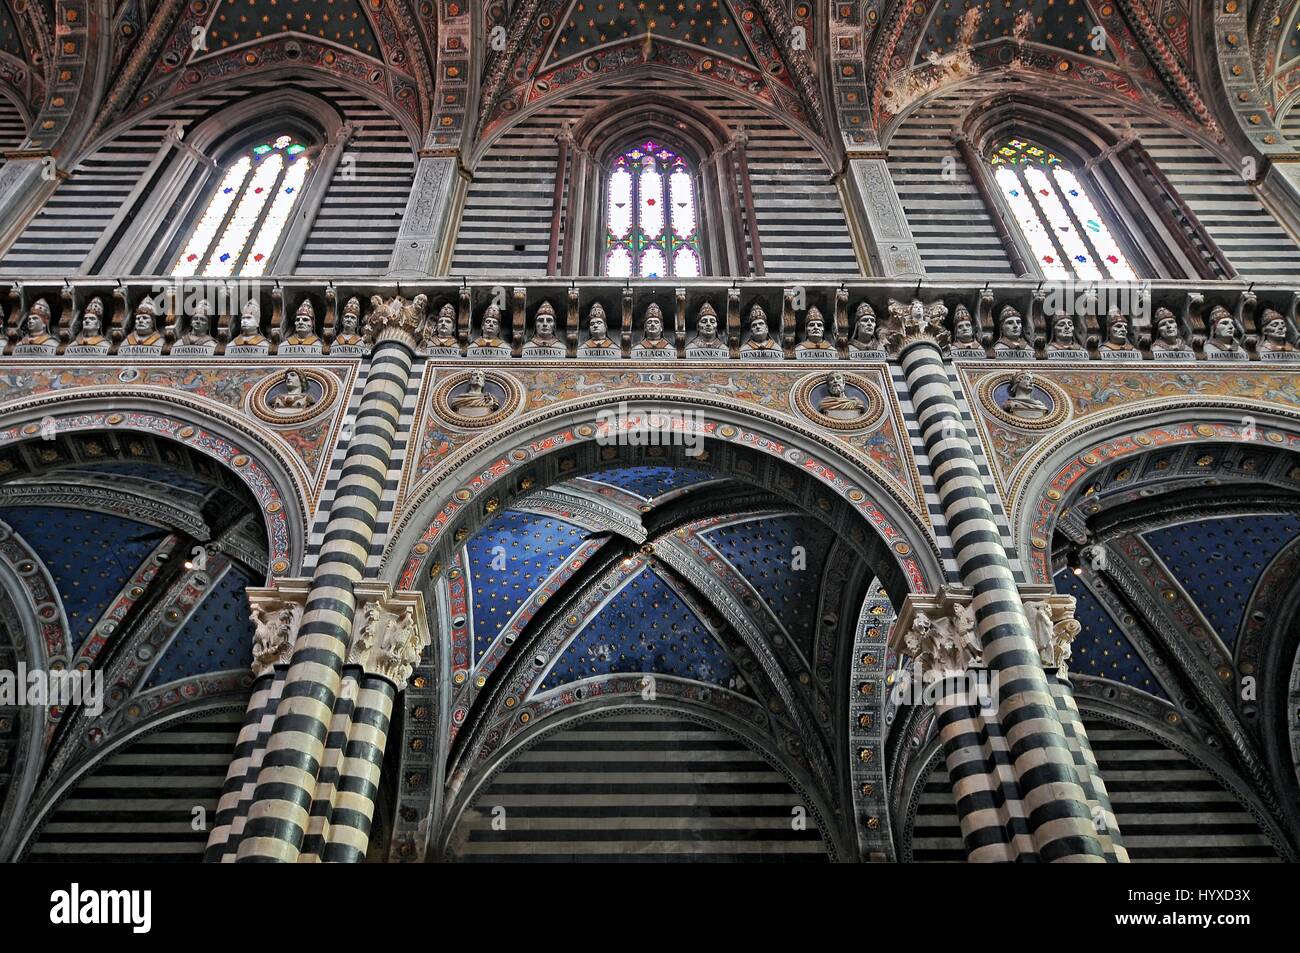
[250,368,339,425]
[433,369,523,428]
[792,371,884,431]
[978,371,1069,430]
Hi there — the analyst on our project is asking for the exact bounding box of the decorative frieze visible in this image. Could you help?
[2,280,1293,367]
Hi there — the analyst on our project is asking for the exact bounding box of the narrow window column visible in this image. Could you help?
[388,150,462,277]
[230,307,419,862]
[840,145,924,277]
[894,324,1108,862]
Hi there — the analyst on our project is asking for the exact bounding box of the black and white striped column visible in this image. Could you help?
[234,326,417,862]
[899,340,1106,862]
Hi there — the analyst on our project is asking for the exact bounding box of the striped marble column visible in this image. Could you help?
[319,676,397,862]
[234,313,418,863]
[898,334,1106,863]
[204,670,287,861]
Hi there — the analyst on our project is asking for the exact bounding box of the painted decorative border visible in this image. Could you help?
[1022,420,1300,582]
[388,394,940,595]
[0,409,296,580]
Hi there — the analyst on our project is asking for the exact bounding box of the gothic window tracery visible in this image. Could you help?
[604,139,702,279]
[988,136,1136,281]
[172,134,313,278]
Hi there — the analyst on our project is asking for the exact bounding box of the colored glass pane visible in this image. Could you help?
[604,138,703,277]
[172,135,314,277]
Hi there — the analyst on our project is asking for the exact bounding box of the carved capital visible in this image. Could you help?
[363,294,425,348]
[1023,593,1081,672]
[246,580,312,677]
[891,587,981,681]
[346,584,430,690]
[883,298,951,357]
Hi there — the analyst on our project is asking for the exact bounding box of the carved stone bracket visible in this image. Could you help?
[346,583,430,691]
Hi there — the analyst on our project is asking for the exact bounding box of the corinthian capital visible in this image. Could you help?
[883,297,951,356]
[364,293,426,346]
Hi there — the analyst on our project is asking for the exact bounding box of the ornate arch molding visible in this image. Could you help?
[0,544,51,860]
[955,91,1234,280]
[895,734,945,863]
[383,394,942,606]
[1236,531,1300,837]
[12,696,248,863]
[476,1,826,147]
[1012,407,1300,585]
[0,391,311,580]
[868,0,1211,132]
[474,59,833,169]
[436,698,846,863]
[86,84,356,275]
[0,0,109,251]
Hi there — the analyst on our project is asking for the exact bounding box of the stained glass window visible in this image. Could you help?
[989,136,1137,281]
[172,134,312,277]
[604,140,702,278]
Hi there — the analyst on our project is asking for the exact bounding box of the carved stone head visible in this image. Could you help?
[854,302,877,343]
[1261,308,1290,345]
[1209,305,1237,342]
[534,302,556,340]
[481,305,501,338]
[294,300,316,335]
[240,299,262,336]
[341,297,361,334]
[748,304,768,342]
[697,302,718,340]
[998,305,1024,343]
[952,304,974,343]
[1155,308,1182,344]
[1051,311,1076,346]
[133,298,158,335]
[25,298,51,336]
[644,302,663,338]
[1105,308,1128,345]
[190,302,210,336]
[804,306,825,343]
[81,297,104,336]
[587,302,607,339]
[434,303,455,338]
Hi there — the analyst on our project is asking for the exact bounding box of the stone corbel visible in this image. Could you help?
[246,579,312,678]
[889,587,981,682]
[346,583,430,691]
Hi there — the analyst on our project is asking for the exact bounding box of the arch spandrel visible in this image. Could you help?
[953,360,1300,576]
[383,384,942,603]
[0,376,336,580]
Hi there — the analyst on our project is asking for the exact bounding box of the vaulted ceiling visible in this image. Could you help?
[441,462,871,837]
[0,0,1253,166]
